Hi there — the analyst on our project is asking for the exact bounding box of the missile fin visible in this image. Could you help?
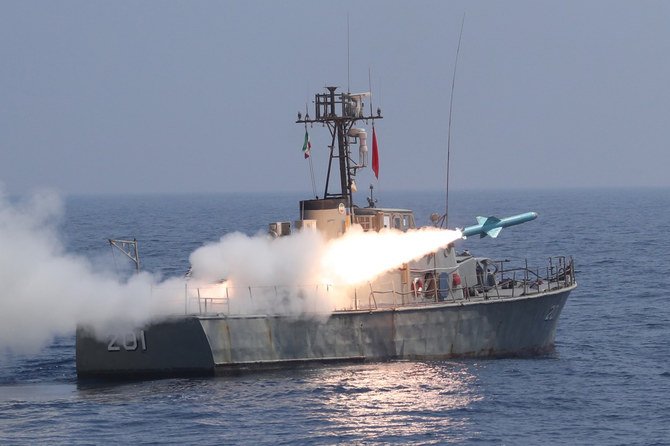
[486,227,503,238]
[479,216,501,227]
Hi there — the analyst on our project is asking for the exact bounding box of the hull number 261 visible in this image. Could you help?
[107,330,147,352]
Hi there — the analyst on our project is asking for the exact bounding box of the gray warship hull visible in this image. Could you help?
[76,284,573,379]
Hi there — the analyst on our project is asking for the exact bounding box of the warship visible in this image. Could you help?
[76,86,576,378]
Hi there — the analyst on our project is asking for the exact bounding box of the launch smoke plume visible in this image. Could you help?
[1,188,461,354]
[188,225,462,314]
[0,190,184,353]
[321,225,462,285]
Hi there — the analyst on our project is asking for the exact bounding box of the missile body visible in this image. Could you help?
[461,212,538,239]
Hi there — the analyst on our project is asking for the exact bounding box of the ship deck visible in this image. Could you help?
[182,259,576,318]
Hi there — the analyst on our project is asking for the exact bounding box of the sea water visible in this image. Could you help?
[1,188,669,445]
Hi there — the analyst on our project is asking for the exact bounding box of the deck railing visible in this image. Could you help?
[181,256,576,316]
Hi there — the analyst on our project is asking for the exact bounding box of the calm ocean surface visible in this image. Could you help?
[1,188,669,445]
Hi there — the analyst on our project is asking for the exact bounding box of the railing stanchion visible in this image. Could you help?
[524,260,528,295]
[459,276,466,302]
[185,282,188,315]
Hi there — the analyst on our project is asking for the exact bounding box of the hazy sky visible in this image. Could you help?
[1,1,669,195]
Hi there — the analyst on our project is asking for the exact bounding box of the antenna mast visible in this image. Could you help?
[442,13,466,228]
[347,13,351,93]
[297,87,382,205]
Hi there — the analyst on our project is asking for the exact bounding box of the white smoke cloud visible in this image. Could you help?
[188,224,462,315]
[188,229,335,315]
[0,189,183,354]
[0,187,462,354]
[189,229,325,286]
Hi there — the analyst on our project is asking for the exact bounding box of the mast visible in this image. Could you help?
[297,86,382,207]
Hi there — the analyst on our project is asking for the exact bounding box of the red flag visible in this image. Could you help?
[371,126,379,179]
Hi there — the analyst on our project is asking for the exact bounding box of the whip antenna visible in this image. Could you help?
[368,68,376,132]
[347,13,351,92]
[442,13,466,228]
[305,102,317,198]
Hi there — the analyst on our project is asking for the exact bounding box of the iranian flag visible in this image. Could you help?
[302,130,311,159]
[372,126,379,178]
